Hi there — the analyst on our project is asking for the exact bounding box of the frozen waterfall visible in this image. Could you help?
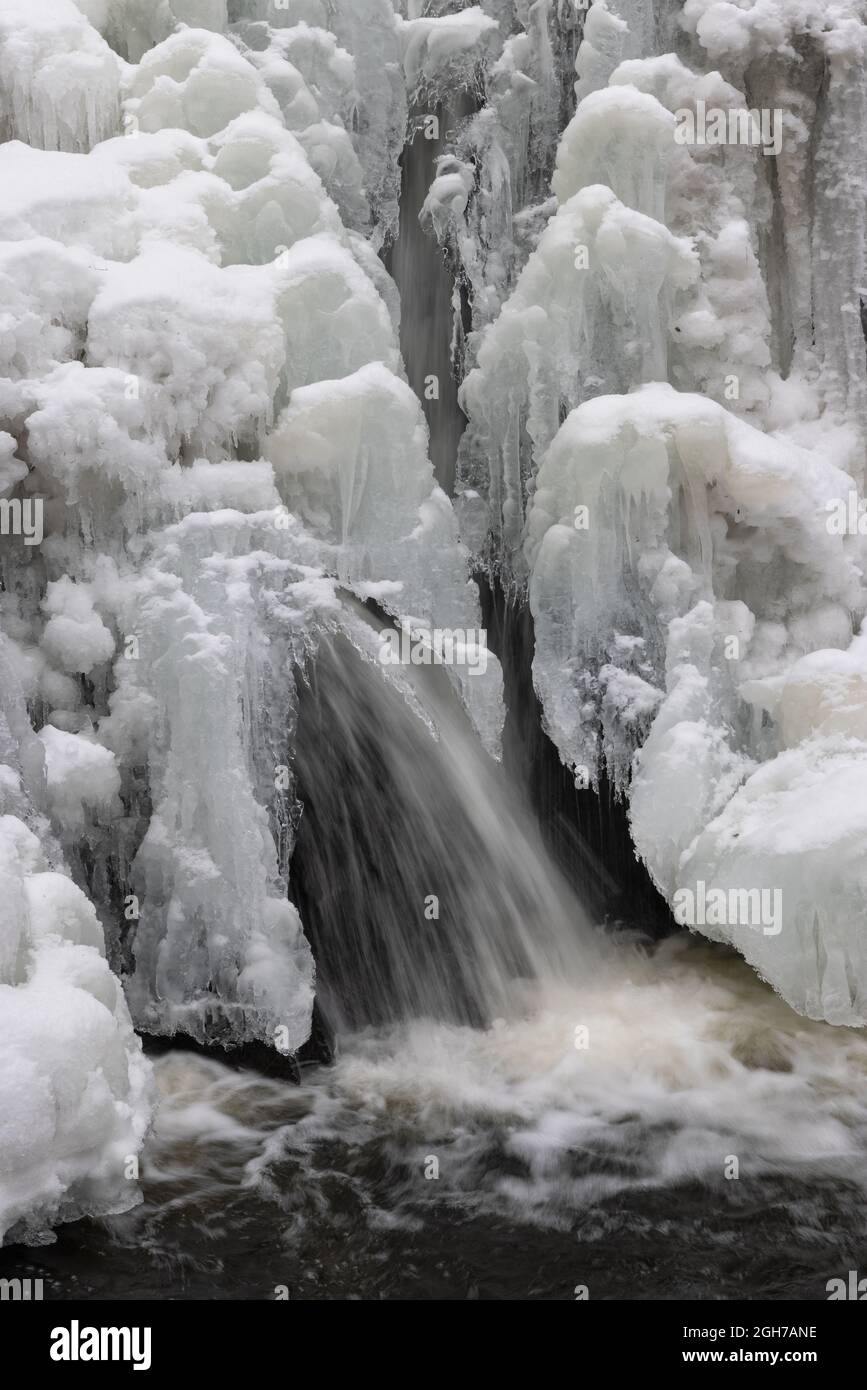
[1,0,867,1260]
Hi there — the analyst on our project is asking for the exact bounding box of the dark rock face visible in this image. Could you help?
[476,574,673,938]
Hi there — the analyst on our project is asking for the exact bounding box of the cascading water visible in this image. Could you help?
[289,603,601,1033]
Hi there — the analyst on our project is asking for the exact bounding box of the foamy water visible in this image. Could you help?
[140,935,867,1234]
[14,931,865,1300]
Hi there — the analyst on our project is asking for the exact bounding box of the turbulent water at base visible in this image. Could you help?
[9,935,867,1300]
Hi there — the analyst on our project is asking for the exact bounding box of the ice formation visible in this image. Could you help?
[0,637,151,1245]
[3,0,867,1246]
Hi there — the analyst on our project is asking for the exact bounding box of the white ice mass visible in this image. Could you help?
[1,0,867,1244]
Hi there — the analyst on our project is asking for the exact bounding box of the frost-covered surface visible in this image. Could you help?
[0,0,504,1241]
[0,639,152,1245]
[398,5,500,94]
[450,0,867,1024]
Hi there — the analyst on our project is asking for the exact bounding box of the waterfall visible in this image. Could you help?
[2,0,867,1307]
[290,601,601,1033]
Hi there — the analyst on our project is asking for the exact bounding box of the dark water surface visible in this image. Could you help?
[5,938,867,1302]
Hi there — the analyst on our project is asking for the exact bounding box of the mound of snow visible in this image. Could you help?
[0,746,151,1246]
[0,0,120,153]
